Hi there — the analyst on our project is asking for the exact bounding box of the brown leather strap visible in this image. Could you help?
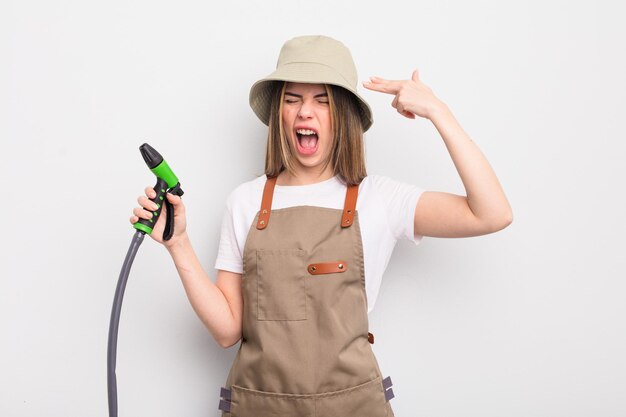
[307,261,348,275]
[257,175,277,230]
[341,184,358,228]
[368,332,375,344]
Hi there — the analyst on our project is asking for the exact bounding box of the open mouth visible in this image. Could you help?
[295,128,319,155]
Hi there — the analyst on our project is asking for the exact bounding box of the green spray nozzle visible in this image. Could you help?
[133,143,184,238]
[139,143,180,188]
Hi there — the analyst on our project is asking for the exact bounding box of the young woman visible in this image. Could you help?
[129,35,512,416]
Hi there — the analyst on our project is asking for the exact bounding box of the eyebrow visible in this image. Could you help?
[285,92,328,98]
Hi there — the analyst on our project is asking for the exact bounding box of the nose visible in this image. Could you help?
[297,100,313,119]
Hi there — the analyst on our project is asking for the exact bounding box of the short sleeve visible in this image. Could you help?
[214,192,244,274]
[371,175,426,245]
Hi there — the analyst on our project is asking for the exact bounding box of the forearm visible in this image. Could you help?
[429,103,513,227]
[165,234,238,347]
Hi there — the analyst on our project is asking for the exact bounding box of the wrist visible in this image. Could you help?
[165,232,191,253]
[427,100,449,121]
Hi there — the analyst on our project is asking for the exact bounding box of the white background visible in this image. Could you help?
[1,1,625,416]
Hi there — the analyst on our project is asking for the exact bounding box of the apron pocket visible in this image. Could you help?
[256,248,307,321]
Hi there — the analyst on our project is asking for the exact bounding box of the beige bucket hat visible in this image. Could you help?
[249,35,373,132]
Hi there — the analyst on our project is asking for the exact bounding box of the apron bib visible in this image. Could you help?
[218,175,395,417]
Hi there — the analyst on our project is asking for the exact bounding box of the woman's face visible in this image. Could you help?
[281,82,334,174]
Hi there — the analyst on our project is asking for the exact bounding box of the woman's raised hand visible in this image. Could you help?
[129,186,188,246]
[362,69,444,120]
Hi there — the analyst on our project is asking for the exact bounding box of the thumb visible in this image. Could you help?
[166,192,182,205]
[411,69,420,82]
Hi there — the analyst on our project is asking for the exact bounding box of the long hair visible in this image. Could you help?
[264,81,367,186]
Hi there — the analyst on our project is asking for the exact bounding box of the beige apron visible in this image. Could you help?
[218,175,396,417]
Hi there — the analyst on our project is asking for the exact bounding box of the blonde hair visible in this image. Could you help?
[264,82,367,186]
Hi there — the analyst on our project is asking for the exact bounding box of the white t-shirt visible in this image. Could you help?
[214,174,426,313]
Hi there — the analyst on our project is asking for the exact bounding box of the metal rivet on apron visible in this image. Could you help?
[338,263,344,269]
[344,219,350,224]
[260,220,265,225]
[262,209,268,214]
[311,266,317,272]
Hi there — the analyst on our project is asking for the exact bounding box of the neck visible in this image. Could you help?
[276,166,335,186]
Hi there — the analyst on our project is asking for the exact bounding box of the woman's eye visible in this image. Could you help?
[285,99,298,104]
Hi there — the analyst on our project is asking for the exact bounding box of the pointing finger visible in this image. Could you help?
[411,69,420,82]
[362,77,401,94]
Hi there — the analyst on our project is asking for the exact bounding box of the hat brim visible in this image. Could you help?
[249,62,373,132]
